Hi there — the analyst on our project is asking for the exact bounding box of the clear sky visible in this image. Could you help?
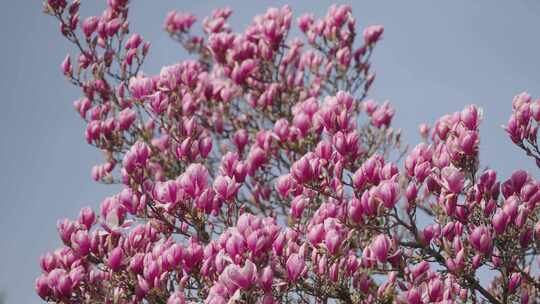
[1,1,540,302]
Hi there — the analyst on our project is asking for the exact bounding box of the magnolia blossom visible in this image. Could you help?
[37,1,540,303]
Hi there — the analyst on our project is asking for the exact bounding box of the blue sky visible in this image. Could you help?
[1,1,540,302]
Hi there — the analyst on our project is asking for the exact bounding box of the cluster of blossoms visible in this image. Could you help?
[38,1,540,303]
[506,92,540,167]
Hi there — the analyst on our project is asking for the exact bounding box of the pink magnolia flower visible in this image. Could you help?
[71,230,90,256]
[371,234,390,263]
[363,25,384,45]
[441,166,465,194]
[373,180,400,208]
[469,226,492,254]
[108,247,123,272]
[225,260,257,289]
[129,75,154,99]
[492,209,508,234]
[78,207,95,229]
[286,253,304,282]
[291,156,314,183]
[370,101,394,128]
[213,176,240,201]
[275,174,297,198]
[82,16,99,37]
[260,266,273,291]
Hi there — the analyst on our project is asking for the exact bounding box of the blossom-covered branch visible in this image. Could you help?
[37,1,540,303]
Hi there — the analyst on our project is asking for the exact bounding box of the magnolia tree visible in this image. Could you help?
[36,1,540,303]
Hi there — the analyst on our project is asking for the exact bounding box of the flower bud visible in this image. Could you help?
[260,266,273,291]
[324,229,342,255]
[78,207,95,229]
[35,275,50,299]
[290,196,307,219]
[61,54,72,76]
[363,25,384,45]
[508,273,521,293]
[492,209,508,234]
[233,129,249,152]
[291,156,313,184]
[108,247,123,272]
[286,253,304,282]
[57,274,73,298]
[82,16,99,37]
